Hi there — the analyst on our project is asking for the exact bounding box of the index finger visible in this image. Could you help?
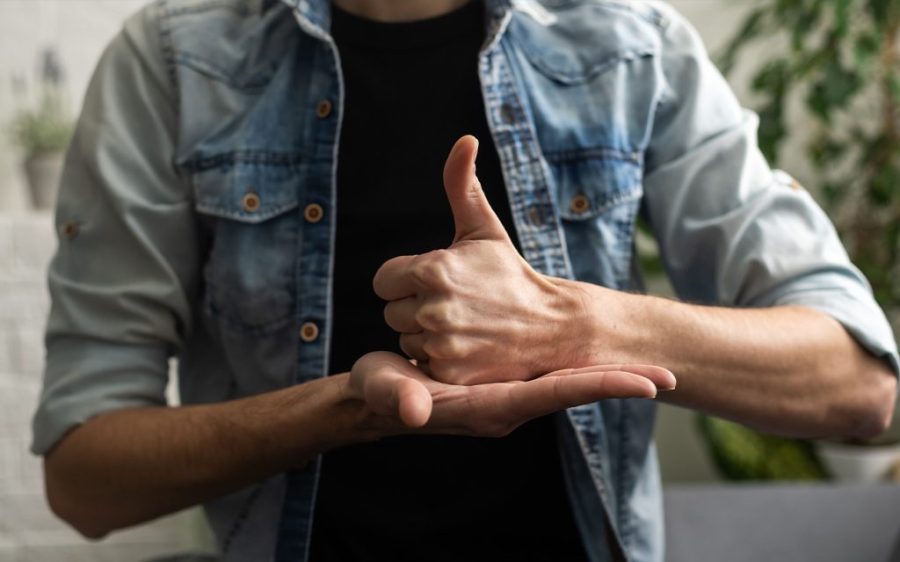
[373,254,418,300]
[508,369,662,421]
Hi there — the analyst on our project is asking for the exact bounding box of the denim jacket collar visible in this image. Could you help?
[279,0,514,37]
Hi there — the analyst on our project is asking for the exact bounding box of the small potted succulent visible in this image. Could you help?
[9,49,73,210]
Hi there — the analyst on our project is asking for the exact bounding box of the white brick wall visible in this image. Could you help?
[0,211,215,562]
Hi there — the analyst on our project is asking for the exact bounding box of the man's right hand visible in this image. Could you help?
[345,351,675,437]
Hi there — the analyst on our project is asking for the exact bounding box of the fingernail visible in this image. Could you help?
[660,371,676,391]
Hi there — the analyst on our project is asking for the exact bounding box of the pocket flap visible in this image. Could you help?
[508,5,657,85]
[550,152,643,220]
[191,157,300,223]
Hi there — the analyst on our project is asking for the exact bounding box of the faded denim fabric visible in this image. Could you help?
[32,1,899,561]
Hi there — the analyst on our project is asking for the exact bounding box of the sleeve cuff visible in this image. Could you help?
[756,271,900,378]
[31,336,170,455]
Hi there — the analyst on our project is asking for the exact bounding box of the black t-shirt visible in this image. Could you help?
[310,2,588,561]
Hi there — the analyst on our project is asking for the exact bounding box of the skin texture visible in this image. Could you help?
[375,136,588,385]
[44,355,673,539]
[42,1,895,541]
[376,135,898,440]
[45,134,894,542]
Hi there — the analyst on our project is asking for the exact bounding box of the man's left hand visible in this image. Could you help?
[373,135,591,385]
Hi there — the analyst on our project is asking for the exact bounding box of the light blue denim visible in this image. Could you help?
[32,1,899,561]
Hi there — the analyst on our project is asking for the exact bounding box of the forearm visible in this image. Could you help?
[564,281,896,439]
[44,373,371,538]
[43,349,674,540]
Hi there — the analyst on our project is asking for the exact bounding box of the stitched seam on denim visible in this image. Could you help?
[175,52,275,91]
[516,38,655,85]
[196,200,299,221]
[158,2,181,114]
[163,0,250,18]
[618,400,634,550]
[612,401,627,551]
[544,148,643,165]
[513,0,666,28]
[492,36,571,279]
[594,0,666,28]
[184,151,306,172]
[221,484,263,554]
[560,188,642,219]
[487,38,574,279]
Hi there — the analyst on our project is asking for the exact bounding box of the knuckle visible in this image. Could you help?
[399,335,426,360]
[411,251,454,290]
[415,301,453,330]
[422,335,466,360]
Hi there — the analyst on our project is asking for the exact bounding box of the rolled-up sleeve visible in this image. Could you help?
[642,7,899,374]
[31,6,200,455]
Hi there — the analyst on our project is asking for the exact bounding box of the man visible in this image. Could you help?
[32,0,898,561]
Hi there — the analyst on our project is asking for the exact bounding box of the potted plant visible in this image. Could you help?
[9,49,73,210]
[698,0,900,483]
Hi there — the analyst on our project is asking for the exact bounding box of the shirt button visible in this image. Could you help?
[59,222,79,240]
[570,194,590,214]
[304,203,324,223]
[315,99,333,119]
[242,192,261,213]
[299,322,319,343]
[529,204,544,226]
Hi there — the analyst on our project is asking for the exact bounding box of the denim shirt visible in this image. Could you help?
[32,1,899,561]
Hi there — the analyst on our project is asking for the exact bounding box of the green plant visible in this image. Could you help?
[695,1,900,481]
[720,0,900,309]
[697,416,827,480]
[9,48,73,157]
[10,88,73,157]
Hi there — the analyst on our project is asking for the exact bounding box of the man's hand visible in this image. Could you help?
[345,351,676,437]
[374,135,588,385]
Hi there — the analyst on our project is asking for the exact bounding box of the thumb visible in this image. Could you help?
[443,135,511,244]
[353,352,434,428]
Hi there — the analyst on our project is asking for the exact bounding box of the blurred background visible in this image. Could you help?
[0,1,898,561]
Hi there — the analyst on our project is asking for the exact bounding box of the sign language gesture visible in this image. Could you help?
[374,135,593,385]
[346,352,675,435]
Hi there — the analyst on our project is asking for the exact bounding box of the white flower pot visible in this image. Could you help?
[817,440,900,482]
[23,152,64,210]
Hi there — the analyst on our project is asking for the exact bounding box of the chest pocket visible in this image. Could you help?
[192,159,300,335]
[548,152,643,289]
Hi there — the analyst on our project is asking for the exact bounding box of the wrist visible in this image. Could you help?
[545,277,632,368]
[326,373,406,445]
